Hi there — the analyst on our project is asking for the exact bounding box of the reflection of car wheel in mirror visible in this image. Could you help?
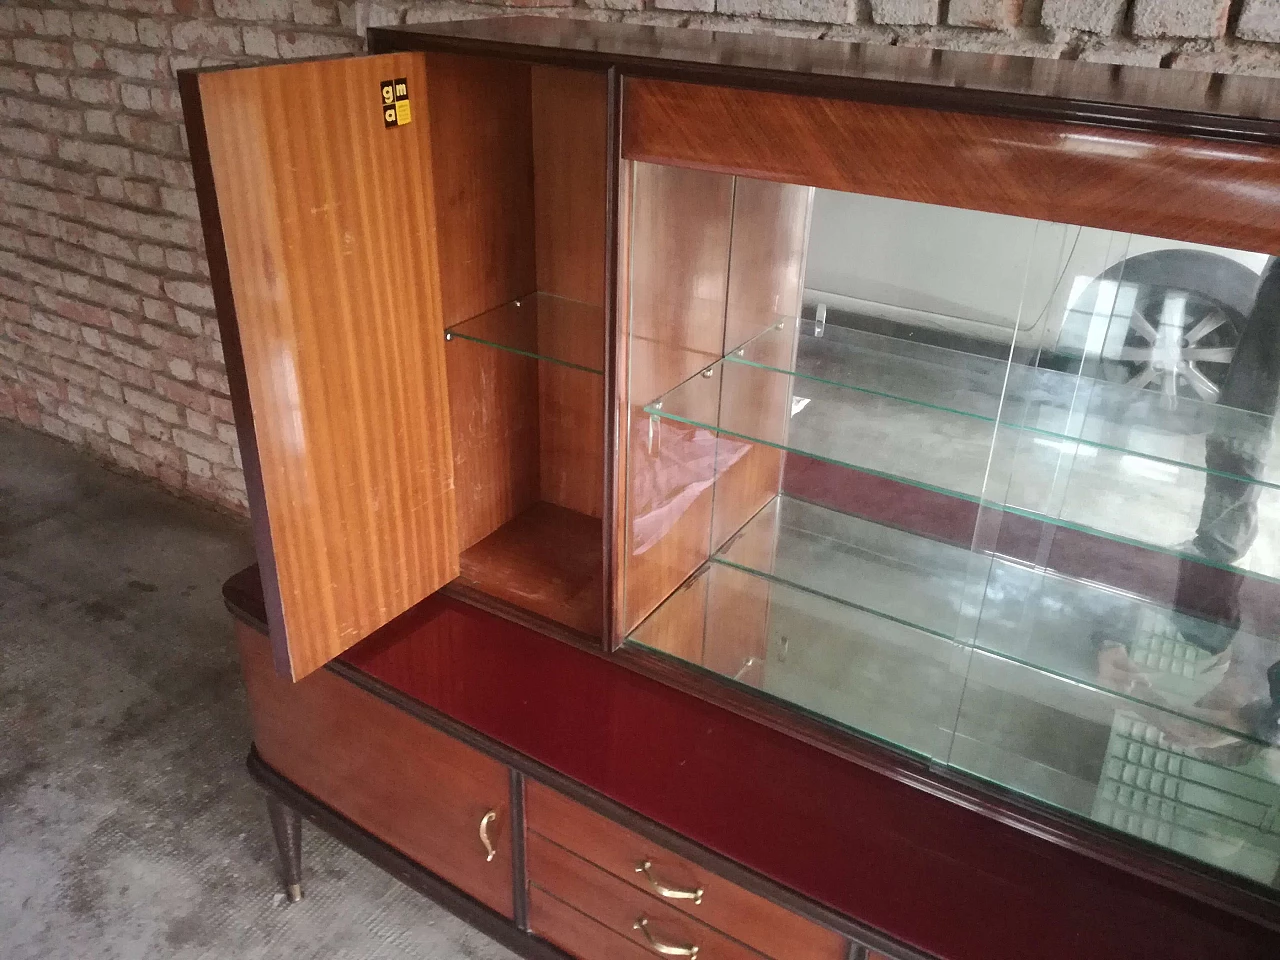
[1076,250,1259,403]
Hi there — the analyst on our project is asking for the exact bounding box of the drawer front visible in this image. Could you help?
[530,887,655,960]
[238,624,514,917]
[527,782,844,960]
[529,832,764,960]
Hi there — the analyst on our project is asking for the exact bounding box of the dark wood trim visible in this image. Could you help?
[601,64,621,653]
[322,657,922,960]
[247,747,571,960]
[178,72,291,678]
[223,566,1280,936]
[368,18,1280,147]
[511,768,531,933]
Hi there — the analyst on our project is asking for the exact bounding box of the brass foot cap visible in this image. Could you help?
[287,883,303,903]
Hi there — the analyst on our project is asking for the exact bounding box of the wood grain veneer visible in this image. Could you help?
[446,334,541,552]
[622,163,732,634]
[611,156,634,646]
[458,502,603,635]
[237,622,514,917]
[527,832,766,960]
[531,66,609,522]
[532,66,608,306]
[526,781,847,960]
[427,53,541,556]
[195,54,458,680]
[710,177,809,550]
[427,53,536,324]
[623,78,1280,255]
[530,888,654,960]
[371,17,1280,142]
[538,364,604,522]
[217,574,1280,958]
[621,166,812,645]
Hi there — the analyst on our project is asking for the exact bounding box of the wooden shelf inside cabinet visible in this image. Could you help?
[459,502,603,636]
[442,293,606,638]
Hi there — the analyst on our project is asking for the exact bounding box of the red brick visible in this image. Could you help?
[36,290,113,329]
[213,0,294,18]
[154,372,212,412]
[103,48,166,80]
[124,386,181,424]
[57,140,134,173]
[0,68,36,93]
[13,39,76,70]
[71,12,140,45]
[0,126,54,158]
[172,21,245,54]
[69,76,118,105]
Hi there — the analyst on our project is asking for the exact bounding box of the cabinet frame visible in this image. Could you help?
[195,16,1280,952]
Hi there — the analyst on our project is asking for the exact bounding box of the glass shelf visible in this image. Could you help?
[623,161,1280,888]
[626,561,1280,881]
[645,323,1280,585]
[446,293,604,374]
[714,495,1280,751]
[736,317,1280,491]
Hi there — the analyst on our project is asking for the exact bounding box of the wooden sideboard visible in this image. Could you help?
[187,17,1280,959]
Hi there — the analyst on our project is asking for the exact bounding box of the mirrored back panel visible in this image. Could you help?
[621,160,1280,887]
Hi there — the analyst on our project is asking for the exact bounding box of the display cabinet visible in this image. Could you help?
[623,159,1280,886]
[183,17,1280,960]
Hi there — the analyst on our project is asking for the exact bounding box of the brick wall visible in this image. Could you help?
[3,1,1280,515]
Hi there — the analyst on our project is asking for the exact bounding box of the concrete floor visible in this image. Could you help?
[0,422,515,960]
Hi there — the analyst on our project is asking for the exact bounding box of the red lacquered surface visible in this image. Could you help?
[340,596,1278,960]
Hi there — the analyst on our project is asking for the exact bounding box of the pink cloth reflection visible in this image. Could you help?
[630,416,750,555]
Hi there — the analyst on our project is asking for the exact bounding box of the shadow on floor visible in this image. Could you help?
[0,422,516,960]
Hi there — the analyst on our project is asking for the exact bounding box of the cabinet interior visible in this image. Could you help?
[429,55,608,637]
[620,155,1280,887]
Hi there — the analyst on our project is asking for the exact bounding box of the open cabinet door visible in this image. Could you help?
[182,53,458,681]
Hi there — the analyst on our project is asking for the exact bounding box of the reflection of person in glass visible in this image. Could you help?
[1098,257,1280,759]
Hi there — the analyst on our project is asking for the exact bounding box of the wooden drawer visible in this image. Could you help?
[237,623,514,917]
[529,832,764,959]
[530,887,655,960]
[527,781,844,960]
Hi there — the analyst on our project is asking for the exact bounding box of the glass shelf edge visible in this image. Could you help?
[722,342,1280,495]
[681,540,1280,755]
[641,398,1280,589]
[445,292,605,375]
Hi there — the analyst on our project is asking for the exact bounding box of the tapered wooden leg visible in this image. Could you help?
[266,794,304,902]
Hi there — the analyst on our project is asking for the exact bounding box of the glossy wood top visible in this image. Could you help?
[191,54,458,680]
[624,77,1280,255]
[370,17,1280,144]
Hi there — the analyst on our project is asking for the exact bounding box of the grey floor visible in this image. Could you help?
[0,422,516,960]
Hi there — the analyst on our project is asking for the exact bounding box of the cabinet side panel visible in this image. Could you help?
[532,66,608,307]
[533,65,609,520]
[622,78,1280,255]
[427,54,537,323]
[426,54,540,548]
[447,338,541,551]
[197,55,458,680]
[237,621,514,917]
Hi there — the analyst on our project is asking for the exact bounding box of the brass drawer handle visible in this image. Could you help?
[479,810,497,862]
[635,860,703,904]
[633,916,699,957]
